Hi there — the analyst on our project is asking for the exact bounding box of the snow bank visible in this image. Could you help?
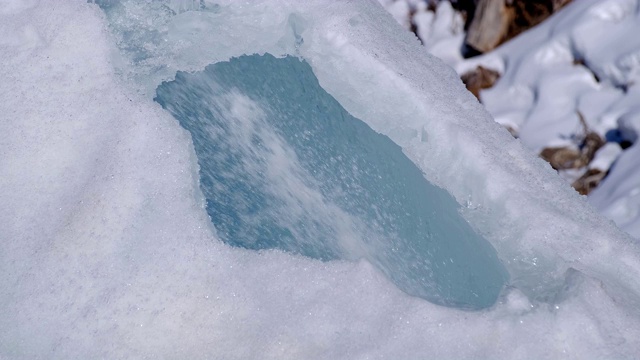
[421,0,640,237]
[2,0,640,358]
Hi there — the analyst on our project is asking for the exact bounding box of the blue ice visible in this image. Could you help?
[155,54,507,309]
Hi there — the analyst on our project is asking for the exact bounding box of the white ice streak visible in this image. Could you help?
[207,91,371,258]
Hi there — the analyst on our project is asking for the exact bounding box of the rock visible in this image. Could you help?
[506,0,572,40]
[572,143,622,195]
[464,0,513,54]
[539,111,604,171]
[577,111,606,164]
[460,65,500,99]
[572,169,607,195]
[464,0,572,55]
[539,111,608,194]
[540,146,582,170]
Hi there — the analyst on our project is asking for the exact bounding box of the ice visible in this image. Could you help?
[2,0,640,358]
[155,53,507,309]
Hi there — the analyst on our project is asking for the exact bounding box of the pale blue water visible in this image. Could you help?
[155,54,507,309]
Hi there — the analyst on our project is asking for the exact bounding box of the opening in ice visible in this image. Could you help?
[155,54,507,309]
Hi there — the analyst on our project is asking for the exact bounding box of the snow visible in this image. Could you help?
[383,0,640,238]
[590,142,623,172]
[590,143,640,238]
[2,0,640,358]
[468,0,640,238]
[412,1,465,64]
[466,0,638,149]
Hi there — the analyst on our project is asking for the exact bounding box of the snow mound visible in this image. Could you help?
[1,0,640,358]
[426,0,640,237]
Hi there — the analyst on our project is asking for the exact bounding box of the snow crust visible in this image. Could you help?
[2,0,640,358]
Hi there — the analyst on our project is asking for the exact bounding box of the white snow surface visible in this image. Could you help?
[384,0,640,238]
[2,0,640,358]
[390,0,640,238]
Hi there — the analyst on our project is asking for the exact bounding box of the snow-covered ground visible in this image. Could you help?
[3,0,640,358]
[382,0,640,238]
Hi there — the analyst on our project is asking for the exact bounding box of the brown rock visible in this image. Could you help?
[576,111,605,165]
[464,0,572,55]
[540,146,582,170]
[460,66,501,99]
[572,169,607,195]
[465,0,515,53]
[539,111,605,171]
[581,132,605,163]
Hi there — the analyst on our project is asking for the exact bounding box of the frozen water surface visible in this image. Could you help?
[2,0,640,358]
[155,54,507,309]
